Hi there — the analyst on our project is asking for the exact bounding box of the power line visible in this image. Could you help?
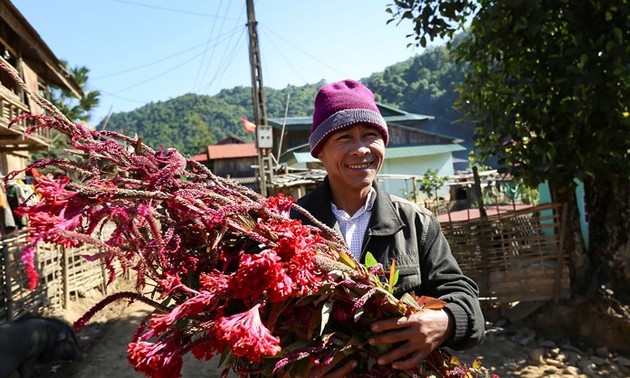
[259,24,350,79]
[260,27,309,85]
[196,26,247,94]
[110,28,243,95]
[192,0,229,92]
[105,0,239,20]
[93,41,203,80]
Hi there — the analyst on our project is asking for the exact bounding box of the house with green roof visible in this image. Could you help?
[268,103,466,199]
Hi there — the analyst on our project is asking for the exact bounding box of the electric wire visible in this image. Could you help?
[259,24,349,78]
[91,28,241,80]
[196,25,247,95]
[105,0,239,20]
[192,0,228,92]
[110,27,244,95]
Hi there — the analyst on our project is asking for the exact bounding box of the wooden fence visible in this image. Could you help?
[1,204,571,319]
[441,203,571,304]
[0,231,121,321]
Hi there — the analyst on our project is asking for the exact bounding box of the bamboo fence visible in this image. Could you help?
[441,203,571,304]
[0,229,122,321]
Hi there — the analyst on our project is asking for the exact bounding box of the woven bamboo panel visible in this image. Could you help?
[441,203,570,304]
[1,229,119,320]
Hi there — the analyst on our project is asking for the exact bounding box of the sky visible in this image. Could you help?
[12,0,433,124]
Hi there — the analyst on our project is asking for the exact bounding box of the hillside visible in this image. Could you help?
[99,44,474,159]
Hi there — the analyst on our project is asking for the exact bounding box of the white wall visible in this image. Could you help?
[379,153,455,200]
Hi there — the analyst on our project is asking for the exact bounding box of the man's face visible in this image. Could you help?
[317,123,385,193]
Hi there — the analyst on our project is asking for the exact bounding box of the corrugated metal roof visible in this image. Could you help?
[289,144,465,164]
[207,143,258,159]
[385,144,466,159]
[292,152,318,163]
[268,103,434,131]
[190,153,207,162]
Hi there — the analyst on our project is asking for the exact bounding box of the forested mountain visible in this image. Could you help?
[99,43,472,158]
[363,42,475,154]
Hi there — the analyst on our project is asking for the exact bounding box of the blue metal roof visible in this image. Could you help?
[268,103,434,130]
[289,144,466,164]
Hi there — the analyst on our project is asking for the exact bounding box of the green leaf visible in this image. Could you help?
[388,259,399,293]
[364,251,378,268]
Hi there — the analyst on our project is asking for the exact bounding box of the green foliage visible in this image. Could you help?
[363,39,475,156]
[33,61,100,162]
[363,252,399,294]
[417,168,449,200]
[101,83,324,158]
[387,0,630,298]
[51,61,100,123]
[387,0,630,190]
[458,1,630,189]
[386,1,478,48]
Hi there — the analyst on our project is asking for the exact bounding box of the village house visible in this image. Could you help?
[0,0,82,175]
[191,136,259,190]
[267,102,466,200]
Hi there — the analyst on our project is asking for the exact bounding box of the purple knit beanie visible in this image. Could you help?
[309,79,388,157]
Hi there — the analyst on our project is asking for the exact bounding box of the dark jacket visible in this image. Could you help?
[291,177,485,350]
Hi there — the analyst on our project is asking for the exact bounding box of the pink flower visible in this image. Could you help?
[150,292,217,336]
[263,193,295,217]
[198,271,229,293]
[215,304,281,362]
[127,332,185,378]
[230,250,293,302]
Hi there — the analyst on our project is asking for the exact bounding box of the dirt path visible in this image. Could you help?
[31,281,629,378]
[57,301,225,378]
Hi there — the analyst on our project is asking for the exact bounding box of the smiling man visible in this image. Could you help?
[291,79,485,377]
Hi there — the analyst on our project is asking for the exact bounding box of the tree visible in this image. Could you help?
[51,61,100,123]
[33,62,101,161]
[417,168,449,210]
[387,1,630,302]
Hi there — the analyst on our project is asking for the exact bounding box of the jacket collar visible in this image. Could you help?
[369,180,405,236]
[313,176,404,236]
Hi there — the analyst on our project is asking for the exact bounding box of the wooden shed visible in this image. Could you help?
[0,0,83,175]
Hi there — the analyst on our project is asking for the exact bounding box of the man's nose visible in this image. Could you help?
[352,139,370,154]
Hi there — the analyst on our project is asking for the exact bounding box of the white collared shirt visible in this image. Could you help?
[331,188,376,261]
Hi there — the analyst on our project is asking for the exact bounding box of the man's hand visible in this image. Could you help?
[368,309,454,370]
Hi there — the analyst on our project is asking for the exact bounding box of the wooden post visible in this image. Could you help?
[412,176,418,204]
[62,246,69,309]
[246,0,270,196]
[554,204,568,303]
[473,166,487,218]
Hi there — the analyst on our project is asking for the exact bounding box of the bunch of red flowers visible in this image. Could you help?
[2,59,495,378]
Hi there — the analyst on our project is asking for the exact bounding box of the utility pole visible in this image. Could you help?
[246,0,272,196]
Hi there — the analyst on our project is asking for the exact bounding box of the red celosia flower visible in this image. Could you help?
[150,292,217,336]
[198,271,229,293]
[127,333,185,378]
[215,303,281,362]
[263,193,295,218]
[229,250,293,302]
[0,82,496,377]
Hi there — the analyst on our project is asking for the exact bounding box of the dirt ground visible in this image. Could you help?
[30,279,630,378]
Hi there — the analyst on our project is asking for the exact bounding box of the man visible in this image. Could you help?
[291,79,484,376]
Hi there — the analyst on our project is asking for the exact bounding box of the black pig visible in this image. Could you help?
[0,315,84,378]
